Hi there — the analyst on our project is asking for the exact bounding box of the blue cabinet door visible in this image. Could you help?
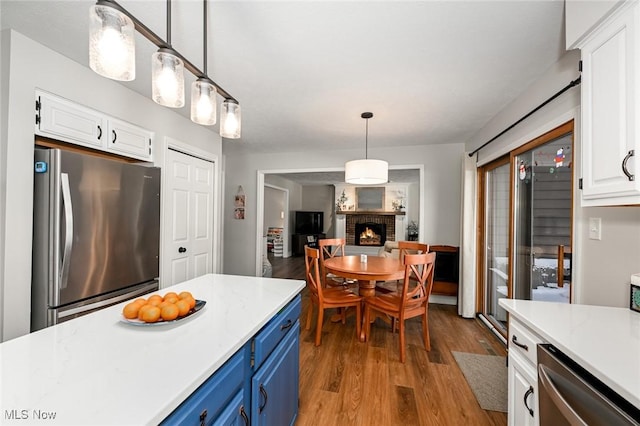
[251,321,300,426]
[212,390,249,426]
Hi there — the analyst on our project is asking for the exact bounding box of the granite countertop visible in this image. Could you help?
[499,299,640,408]
[0,274,305,425]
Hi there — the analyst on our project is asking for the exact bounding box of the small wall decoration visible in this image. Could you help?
[630,284,640,313]
[234,185,245,220]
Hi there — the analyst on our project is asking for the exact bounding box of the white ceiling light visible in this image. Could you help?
[220,99,241,139]
[191,0,217,125]
[345,112,388,185]
[89,2,135,81]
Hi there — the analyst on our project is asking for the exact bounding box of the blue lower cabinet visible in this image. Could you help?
[161,294,301,426]
[251,321,300,426]
[161,348,246,426]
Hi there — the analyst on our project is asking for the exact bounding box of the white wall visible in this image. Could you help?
[264,186,286,231]
[223,143,464,276]
[467,48,640,308]
[0,30,223,341]
[565,0,621,49]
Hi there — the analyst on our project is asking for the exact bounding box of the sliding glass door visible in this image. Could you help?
[512,126,573,303]
[479,156,510,332]
[478,121,574,337]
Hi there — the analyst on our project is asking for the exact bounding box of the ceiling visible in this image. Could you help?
[1,1,567,160]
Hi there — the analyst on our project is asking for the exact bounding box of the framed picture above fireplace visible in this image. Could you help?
[356,187,385,211]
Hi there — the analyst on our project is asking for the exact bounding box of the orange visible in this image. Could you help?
[163,292,178,301]
[175,299,191,317]
[137,304,155,320]
[147,294,163,304]
[132,298,147,306]
[178,291,193,300]
[164,296,179,305]
[184,296,196,310]
[158,301,172,309]
[160,304,179,321]
[140,306,161,323]
[122,302,141,319]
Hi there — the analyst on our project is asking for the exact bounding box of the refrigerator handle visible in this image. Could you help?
[60,173,73,290]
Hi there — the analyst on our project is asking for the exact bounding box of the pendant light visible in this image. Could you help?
[220,99,241,139]
[191,0,217,125]
[152,0,185,108]
[345,112,388,185]
[89,1,135,81]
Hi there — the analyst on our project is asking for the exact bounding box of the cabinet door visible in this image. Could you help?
[212,390,249,426]
[107,117,153,161]
[36,91,104,148]
[251,321,300,426]
[581,3,640,205]
[508,352,538,426]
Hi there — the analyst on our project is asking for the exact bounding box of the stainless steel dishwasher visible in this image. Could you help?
[537,344,640,425]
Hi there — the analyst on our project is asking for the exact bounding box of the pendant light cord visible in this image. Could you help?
[166,0,171,45]
[365,118,369,160]
[203,0,208,75]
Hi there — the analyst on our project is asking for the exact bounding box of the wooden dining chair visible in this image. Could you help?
[318,238,352,288]
[375,241,429,294]
[364,251,436,362]
[305,246,363,346]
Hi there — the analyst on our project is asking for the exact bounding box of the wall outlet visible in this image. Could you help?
[588,217,602,240]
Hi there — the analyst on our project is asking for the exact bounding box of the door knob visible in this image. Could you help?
[178,247,187,253]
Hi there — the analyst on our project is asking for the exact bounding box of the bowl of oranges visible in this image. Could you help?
[120,291,205,326]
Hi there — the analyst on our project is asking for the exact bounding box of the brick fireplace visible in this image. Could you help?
[346,214,397,246]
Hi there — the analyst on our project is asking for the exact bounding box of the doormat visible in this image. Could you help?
[452,351,507,413]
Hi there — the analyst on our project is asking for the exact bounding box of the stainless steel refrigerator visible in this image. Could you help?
[31,147,161,331]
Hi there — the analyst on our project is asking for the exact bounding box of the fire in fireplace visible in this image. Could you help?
[355,222,386,246]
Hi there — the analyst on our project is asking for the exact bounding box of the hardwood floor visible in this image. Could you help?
[269,254,508,426]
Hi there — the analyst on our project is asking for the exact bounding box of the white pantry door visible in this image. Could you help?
[164,149,214,286]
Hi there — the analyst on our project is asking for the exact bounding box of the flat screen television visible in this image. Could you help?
[295,211,323,234]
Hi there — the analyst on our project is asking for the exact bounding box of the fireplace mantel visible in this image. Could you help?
[336,210,406,216]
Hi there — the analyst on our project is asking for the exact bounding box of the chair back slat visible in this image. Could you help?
[318,238,346,287]
[398,241,429,262]
[400,252,436,311]
[304,246,324,301]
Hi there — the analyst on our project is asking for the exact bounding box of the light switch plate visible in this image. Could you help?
[588,217,602,240]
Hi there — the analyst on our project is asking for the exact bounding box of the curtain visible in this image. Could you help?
[458,153,478,318]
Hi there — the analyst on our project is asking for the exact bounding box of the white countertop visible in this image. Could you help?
[499,299,640,408]
[0,274,305,425]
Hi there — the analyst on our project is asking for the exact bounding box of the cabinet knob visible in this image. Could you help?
[178,247,187,253]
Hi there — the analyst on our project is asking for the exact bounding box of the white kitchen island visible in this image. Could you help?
[499,299,640,425]
[0,274,305,425]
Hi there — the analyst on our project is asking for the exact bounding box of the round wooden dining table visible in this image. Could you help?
[323,255,405,297]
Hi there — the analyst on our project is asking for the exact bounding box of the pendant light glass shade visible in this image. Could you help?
[345,159,389,185]
[191,79,217,125]
[89,3,135,81]
[220,99,241,139]
[151,48,185,108]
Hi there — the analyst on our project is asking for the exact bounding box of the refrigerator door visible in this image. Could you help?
[33,148,160,310]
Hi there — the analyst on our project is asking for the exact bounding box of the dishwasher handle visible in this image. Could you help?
[538,364,588,426]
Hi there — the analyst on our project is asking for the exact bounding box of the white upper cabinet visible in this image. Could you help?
[36,91,105,149]
[577,2,640,206]
[35,90,153,162]
[107,117,152,161]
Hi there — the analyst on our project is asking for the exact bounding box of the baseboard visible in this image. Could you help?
[430,295,457,305]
